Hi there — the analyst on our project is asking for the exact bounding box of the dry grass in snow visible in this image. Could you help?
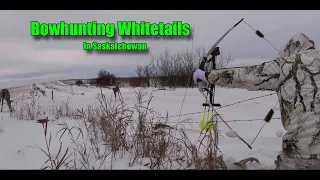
[0,82,284,169]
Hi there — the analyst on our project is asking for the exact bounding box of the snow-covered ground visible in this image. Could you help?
[0,81,285,169]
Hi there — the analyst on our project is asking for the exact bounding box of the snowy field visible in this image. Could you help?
[0,81,285,170]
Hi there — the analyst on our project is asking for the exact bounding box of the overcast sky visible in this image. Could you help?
[0,10,319,88]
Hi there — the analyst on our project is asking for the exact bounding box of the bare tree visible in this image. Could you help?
[216,52,234,69]
[136,64,144,77]
[97,69,116,87]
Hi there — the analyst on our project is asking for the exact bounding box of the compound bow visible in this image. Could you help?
[196,18,278,149]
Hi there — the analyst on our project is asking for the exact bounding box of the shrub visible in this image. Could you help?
[128,77,149,87]
[96,69,116,87]
[75,79,83,86]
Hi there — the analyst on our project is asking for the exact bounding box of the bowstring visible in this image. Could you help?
[177,26,195,123]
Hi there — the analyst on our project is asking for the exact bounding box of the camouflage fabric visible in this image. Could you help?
[207,33,320,169]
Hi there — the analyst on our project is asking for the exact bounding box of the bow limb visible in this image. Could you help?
[204,18,244,60]
[200,89,252,149]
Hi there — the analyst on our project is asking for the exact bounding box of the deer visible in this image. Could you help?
[112,85,123,101]
[0,89,13,112]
